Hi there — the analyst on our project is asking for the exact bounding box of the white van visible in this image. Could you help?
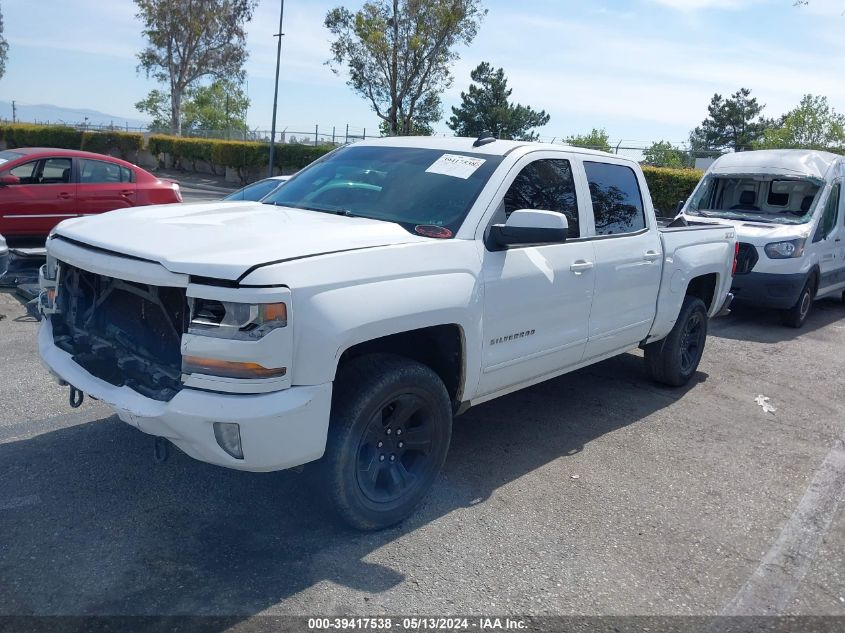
[681,149,845,327]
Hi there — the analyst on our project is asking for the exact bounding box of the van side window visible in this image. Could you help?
[503,159,579,238]
[584,161,646,236]
[814,183,840,242]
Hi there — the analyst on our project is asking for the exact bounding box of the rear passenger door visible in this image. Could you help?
[76,158,136,215]
[582,160,662,360]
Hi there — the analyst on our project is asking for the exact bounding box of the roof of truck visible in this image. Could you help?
[709,149,843,180]
[354,135,623,161]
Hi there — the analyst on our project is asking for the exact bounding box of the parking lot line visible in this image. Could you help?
[722,426,845,615]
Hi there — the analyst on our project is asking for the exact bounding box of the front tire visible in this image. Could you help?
[321,354,452,531]
[781,277,814,329]
[645,296,708,387]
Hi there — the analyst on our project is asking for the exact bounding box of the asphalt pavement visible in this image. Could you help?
[0,289,843,621]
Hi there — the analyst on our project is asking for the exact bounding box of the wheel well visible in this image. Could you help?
[686,273,718,311]
[338,325,465,406]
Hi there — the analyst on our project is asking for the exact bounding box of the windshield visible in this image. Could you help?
[687,175,822,225]
[0,150,24,166]
[261,145,503,236]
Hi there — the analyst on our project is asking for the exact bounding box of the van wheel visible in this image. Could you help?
[781,277,814,329]
[644,296,708,387]
[321,354,452,531]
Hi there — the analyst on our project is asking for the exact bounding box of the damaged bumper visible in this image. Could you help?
[39,319,332,472]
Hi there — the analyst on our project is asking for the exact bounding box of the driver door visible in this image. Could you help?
[477,155,596,397]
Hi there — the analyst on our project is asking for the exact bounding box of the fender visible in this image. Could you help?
[239,240,485,394]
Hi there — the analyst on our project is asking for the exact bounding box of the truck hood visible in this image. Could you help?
[53,201,428,281]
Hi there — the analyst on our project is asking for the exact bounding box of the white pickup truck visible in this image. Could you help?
[38,137,736,529]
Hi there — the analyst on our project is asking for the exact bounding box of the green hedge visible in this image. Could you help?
[642,166,703,217]
[146,135,333,182]
[0,124,144,160]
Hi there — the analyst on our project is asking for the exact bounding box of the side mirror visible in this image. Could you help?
[675,200,685,214]
[489,209,568,250]
[0,174,20,186]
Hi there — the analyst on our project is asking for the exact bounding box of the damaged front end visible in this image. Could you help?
[49,263,188,402]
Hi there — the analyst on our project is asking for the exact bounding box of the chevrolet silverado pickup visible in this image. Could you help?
[38,137,736,530]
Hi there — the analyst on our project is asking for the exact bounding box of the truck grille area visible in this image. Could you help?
[735,242,758,275]
[52,264,188,402]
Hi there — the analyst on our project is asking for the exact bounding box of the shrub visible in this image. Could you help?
[642,166,704,217]
[0,124,83,149]
[80,131,144,160]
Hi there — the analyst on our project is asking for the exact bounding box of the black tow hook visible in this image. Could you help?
[69,386,84,408]
[153,436,170,463]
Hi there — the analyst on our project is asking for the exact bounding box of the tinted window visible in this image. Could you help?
[814,183,840,242]
[42,158,72,183]
[263,146,503,236]
[503,159,579,238]
[9,158,71,185]
[8,160,39,182]
[80,159,132,184]
[584,161,646,235]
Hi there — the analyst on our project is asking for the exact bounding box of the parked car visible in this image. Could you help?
[0,148,182,239]
[681,149,845,327]
[223,175,290,201]
[0,233,8,278]
[37,137,736,530]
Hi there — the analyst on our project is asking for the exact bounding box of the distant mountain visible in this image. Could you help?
[0,102,149,130]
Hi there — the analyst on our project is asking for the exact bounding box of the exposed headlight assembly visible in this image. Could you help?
[764,239,806,259]
[189,298,287,340]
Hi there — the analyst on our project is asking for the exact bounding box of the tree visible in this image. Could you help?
[689,88,769,152]
[447,62,550,140]
[0,2,8,80]
[136,81,249,136]
[182,81,250,135]
[135,0,257,135]
[642,141,688,169]
[565,128,611,152]
[325,0,486,136]
[755,94,845,151]
[135,89,171,132]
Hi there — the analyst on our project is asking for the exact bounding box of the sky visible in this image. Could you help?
[2,0,845,147]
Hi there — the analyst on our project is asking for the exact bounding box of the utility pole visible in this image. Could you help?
[268,0,285,177]
[11,100,16,124]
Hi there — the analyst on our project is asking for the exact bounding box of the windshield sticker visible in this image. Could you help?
[426,154,486,180]
[414,225,453,239]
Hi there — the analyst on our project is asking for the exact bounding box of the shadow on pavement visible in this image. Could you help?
[0,352,702,619]
[709,297,845,344]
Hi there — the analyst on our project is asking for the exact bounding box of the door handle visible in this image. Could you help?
[570,260,594,274]
[57,192,72,199]
[120,190,134,196]
[643,251,661,262]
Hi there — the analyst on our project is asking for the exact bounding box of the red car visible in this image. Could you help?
[0,148,182,239]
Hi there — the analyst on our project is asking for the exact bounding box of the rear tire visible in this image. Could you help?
[320,353,452,531]
[781,277,814,329]
[645,296,708,387]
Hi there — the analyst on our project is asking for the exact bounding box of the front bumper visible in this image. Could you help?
[39,319,332,472]
[730,271,807,310]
